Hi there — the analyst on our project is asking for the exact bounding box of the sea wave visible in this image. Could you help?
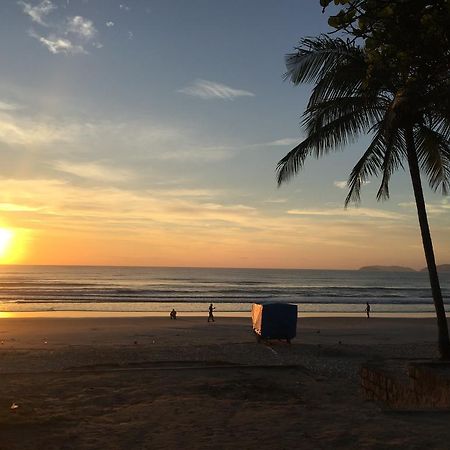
[0,265,447,312]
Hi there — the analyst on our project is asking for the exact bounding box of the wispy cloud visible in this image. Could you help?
[0,100,22,111]
[19,2,100,55]
[178,79,255,100]
[66,16,97,40]
[2,176,438,269]
[0,110,235,162]
[156,146,232,162]
[287,207,404,220]
[0,202,39,212]
[0,111,76,146]
[119,4,130,12]
[334,180,347,189]
[30,32,86,55]
[398,200,450,215]
[334,180,370,189]
[53,161,131,182]
[106,21,114,27]
[263,198,288,204]
[265,138,299,146]
[0,177,258,234]
[159,188,225,199]
[18,0,56,26]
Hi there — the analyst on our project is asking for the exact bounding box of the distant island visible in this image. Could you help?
[359,264,450,273]
[420,264,450,273]
[358,265,416,272]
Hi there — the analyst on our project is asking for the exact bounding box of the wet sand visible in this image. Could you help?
[0,316,449,449]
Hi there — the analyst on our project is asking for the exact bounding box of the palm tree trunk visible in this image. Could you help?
[405,127,450,360]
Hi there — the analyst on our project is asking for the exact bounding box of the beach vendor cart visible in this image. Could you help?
[251,302,298,343]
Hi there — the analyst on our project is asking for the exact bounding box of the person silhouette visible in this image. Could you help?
[170,309,177,320]
[208,303,215,322]
[366,302,371,319]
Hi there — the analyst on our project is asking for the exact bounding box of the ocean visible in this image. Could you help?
[0,265,448,315]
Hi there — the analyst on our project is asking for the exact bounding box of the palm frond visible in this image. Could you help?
[277,100,381,185]
[376,129,405,201]
[276,140,313,185]
[415,125,450,195]
[345,125,385,205]
[307,57,366,107]
[303,96,386,137]
[344,122,405,205]
[276,120,369,185]
[424,112,450,141]
[279,33,450,210]
[284,35,362,86]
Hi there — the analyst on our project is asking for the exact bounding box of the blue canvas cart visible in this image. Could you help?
[251,302,298,343]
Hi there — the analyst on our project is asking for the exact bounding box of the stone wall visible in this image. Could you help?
[360,360,450,409]
[408,362,450,408]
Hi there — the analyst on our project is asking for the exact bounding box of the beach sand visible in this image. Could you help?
[0,316,449,449]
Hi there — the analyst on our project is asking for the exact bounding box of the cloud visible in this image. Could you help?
[106,21,114,27]
[178,79,255,100]
[334,180,370,189]
[119,4,130,11]
[0,110,235,163]
[334,180,347,189]
[263,198,288,204]
[2,176,437,270]
[0,111,76,146]
[0,177,258,234]
[0,202,38,212]
[398,200,450,215]
[287,207,404,220]
[66,16,97,40]
[53,161,132,182]
[265,138,299,146]
[30,32,86,55]
[18,0,56,26]
[20,2,99,55]
[159,189,224,199]
[155,146,232,162]
[0,100,22,111]
[128,31,134,40]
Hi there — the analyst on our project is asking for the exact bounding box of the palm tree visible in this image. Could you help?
[277,35,450,359]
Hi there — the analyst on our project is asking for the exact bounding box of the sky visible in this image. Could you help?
[0,0,448,270]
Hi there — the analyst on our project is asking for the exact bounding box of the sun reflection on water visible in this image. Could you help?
[0,311,15,319]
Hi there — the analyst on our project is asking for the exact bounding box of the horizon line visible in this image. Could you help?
[0,263,435,272]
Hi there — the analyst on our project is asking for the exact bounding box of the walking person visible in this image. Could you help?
[366,302,371,319]
[208,303,215,322]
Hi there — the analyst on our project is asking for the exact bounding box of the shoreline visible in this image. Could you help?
[0,310,442,319]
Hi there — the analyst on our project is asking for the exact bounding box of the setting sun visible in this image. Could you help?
[0,228,14,261]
